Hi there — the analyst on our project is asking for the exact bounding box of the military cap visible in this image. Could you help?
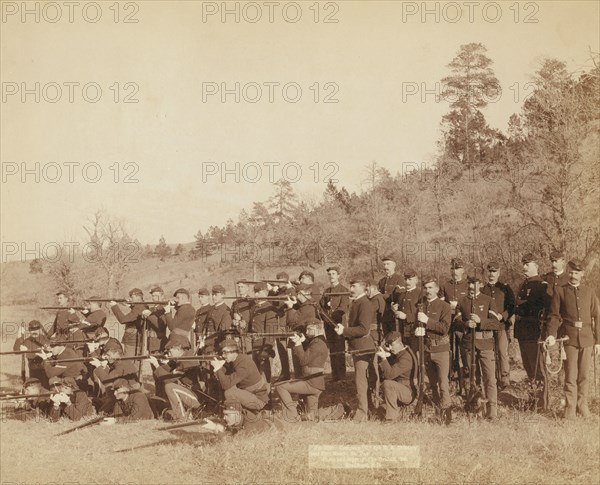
[298,270,315,281]
[467,275,481,283]
[220,338,240,353]
[421,275,438,286]
[235,280,250,285]
[85,295,101,302]
[381,255,395,263]
[48,377,62,387]
[297,283,313,293]
[521,253,536,264]
[150,286,164,294]
[165,334,191,350]
[28,320,41,331]
[23,378,41,388]
[326,265,341,274]
[113,378,130,392]
[55,290,69,296]
[128,288,143,297]
[93,327,110,340]
[197,287,210,296]
[61,377,78,389]
[384,331,402,345]
[349,277,368,285]
[450,258,465,268]
[404,268,417,278]
[487,262,500,271]
[276,271,290,280]
[102,339,123,354]
[212,285,226,294]
[254,282,268,293]
[549,250,565,260]
[567,259,584,271]
[173,288,190,298]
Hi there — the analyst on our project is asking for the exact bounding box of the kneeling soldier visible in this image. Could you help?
[110,378,154,422]
[211,339,269,419]
[376,331,416,421]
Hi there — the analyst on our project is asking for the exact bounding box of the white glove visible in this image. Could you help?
[163,304,173,313]
[147,355,159,367]
[109,301,118,307]
[334,324,344,336]
[284,297,295,309]
[86,342,100,353]
[467,320,477,329]
[376,348,390,359]
[36,351,52,360]
[395,310,407,319]
[417,312,428,324]
[290,334,305,346]
[233,313,241,322]
[141,309,152,318]
[68,308,76,314]
[210,359,225,371]
[197,337,206,349]
[101,417,116,425]
[90,358,107,368]
[545,335,556,347]
[415,327,426,337]
[238,319,247,330]
[19,345,28,351]
[450,300,458,310]
[51,392,70,406]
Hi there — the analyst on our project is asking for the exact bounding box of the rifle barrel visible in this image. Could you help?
[0,393,53,401]
[157,419,208,431]
[86,299,170,305]
[0,350,42,356]
[273,372,324,387]
[329,349,375,356]
[40,307,85,310]
[55,416,106,436]
[248,332,297,339]
[222,296,291,300]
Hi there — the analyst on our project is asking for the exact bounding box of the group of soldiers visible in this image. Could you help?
[2,251,598,432]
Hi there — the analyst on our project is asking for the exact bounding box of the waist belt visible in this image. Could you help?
[474,331,493,340]
[171,328,191,338]
[244,374,268,394]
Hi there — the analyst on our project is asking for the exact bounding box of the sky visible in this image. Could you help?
[1,0,599,258]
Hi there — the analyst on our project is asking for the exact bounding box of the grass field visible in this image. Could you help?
[1,303,600,485]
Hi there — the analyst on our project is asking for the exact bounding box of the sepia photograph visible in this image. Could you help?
[1,1,599,484]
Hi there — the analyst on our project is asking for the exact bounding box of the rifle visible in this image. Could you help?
[329,349,375,357]
[322,292,352,296]
[221,296,291,301]
[372,350,382,410]
[51,355,160,364]
[55,415,106,436]
[20,320,26,384]
[0,350,43,356]
[0,393,53,401]
[49,339,93,345]
[272,372,324,387]
[40,307,85,311]
[85,299,171,305]
[248,332,298,339]
[464,296,483,414]
[138,316,148,381]
[413,300,426,417]
[157,418,209,431]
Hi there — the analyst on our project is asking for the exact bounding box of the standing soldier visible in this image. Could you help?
[76,298,107,339]
[378,256,404,335]
[542,251,570,332]
[194,288,213,350]
[456,276,504,419]
[545,259,600,419]
[141,287,168,353]
[514,254,548,388]
[320,266,350,382]
[334,278,377,422]
[367,281,386,344]
[392,269,421,354]
[49,291,81,339]
[110,288,148,357]
[164,288,196,349]
[416,277,453,422]
[441,258,469,392]
[13,320,50,387]
[203,285,233,350]
[481,262,515,389]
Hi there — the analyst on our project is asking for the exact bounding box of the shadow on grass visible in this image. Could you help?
[113,429,221,453]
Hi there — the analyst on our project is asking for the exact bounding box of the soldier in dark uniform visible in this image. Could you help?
[141,287,168,353]
[378,256,404,335]
[164,288,196,349]
[110,378,154,422]
[49,291,81,339]
[320,266,349,382]
[542,250,570,334]
[334,278,377,422]
[201,285,232,351]
[514,254,547,384]
[456,276,504,419]
[13,320,50,388]
[376,331,416,421]
[194,287,213,350]
[391,268,421,354]
[367,280,386,344]
[19,378,54,419]
[78,298,107,339]
[110,288,148,357]
[416,277,453,420]
[481,262,515,389]
[545,259,600,419]
[441,258,469,391]
[48,377,94,421]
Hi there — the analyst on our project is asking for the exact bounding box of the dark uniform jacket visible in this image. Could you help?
[146,304,167,340]
[379,349,414,387]
[456,293,504,351]
[80,309,107,337]
[441,279,469,306]
[547,283,599,348]
[113,391,154,421]
[14,334,49,371]
[543,271,570,313]
[421,297,452,353]
[285,301,317,331]
[514,275,547,341]
[51,309,80,337]
[393,287,422,338]
[153,350,206,391]
[292,336,328,390]
[249,301,284,348]
[215,353,263,391]
[481,282,515,323]
[94,359,138,388]
[231,298,254,325]
[378,273,404,329]
[44,348,87,379]
[112,303,147,346]
[343,294,376,352]
[165,303,196,344]
[320,284,349,325]
[49,390,94,421]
